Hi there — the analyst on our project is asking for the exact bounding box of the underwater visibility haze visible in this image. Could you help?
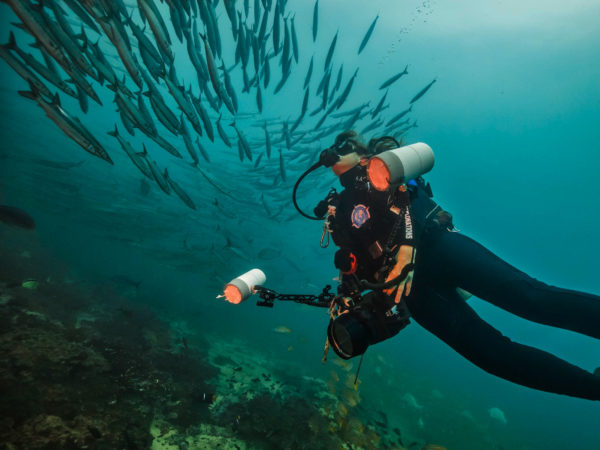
[0,0,599,448]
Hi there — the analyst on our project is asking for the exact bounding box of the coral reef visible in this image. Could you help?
[0,234,435,449]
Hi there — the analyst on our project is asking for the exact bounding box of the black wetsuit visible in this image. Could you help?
[329,166,600,401]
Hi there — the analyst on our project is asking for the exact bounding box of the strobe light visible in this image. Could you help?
[366,142,435,191]
[222,269,266,304]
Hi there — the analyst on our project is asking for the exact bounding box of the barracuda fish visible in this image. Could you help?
[253,151,264,168]
[331,101,370,119]
[343,109,361,130]
[137,0,173,61]
[199,33,222,99]
[291,87,309,132]
[195,137,210,163]
[263,121,271,158]
[62,0,99,33]
[107,124,152,179]
[273,62,292,94]
[140,146,171,195]
[316,67,331,96]
[180,115,200,166]
[63,59,102,105]
[235,17,246,67]
[0,38,53,99]
[371,90,388,119]
[19,86,112,164]
[361,118,383,135]
[253,0,260,26]
[258,7,269,43]
[289,131,306,149]
[379,65,409,90]
[256,82,263,112]
[126,14,163,68]
[321,71,330,109]
[114,89,156,137]
[278,148,287,182]
[86,38,118,87]
[251,33,260,74]
[282,121,292,149]
[192,21,210,80]
[76,85,88,113]
[312,0,318,42]
[202,83,221,113]
[108,76,135,101]
[393,121,417,140]
[386,105,412,126]
[358,15,379,55]
[190,95,214,142]
[335,68,359,110]
[304,55,314,89]
[324,30,338,71]
[220,64,238,113]
[108,20,143,88]
[181,22,204,83]
[207,1,222,58]
[138,44,165,81]
[119,107,135,135]
[165,169,196,210]
[150,134,182,158]
[143,88,179,136]
[410,78,437,104]
[237,138,244,162]
[230,121,253,161]
[136,92,157,136]
[43,0,96,79]
[3,0,72,72]
[164,67,202,134]
[281,16,291,74]
[224,0,238,38]
[262,52,271,88]
[216,114,232,148]
[314,110,330,131]
[272,0,280,54]
[168,2,184,44]
[290,14,299,62]
[331,64,344,96]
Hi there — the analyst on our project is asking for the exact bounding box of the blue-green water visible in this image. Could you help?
[1,0,599,448]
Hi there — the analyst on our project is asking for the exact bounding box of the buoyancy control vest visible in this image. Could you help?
[328,165,444,284]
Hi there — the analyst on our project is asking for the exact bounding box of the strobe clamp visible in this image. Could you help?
[255,285,335,308]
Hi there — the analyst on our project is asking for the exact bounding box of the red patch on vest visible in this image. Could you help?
[351,204,370,229]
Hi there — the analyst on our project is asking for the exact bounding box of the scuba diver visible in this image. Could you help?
[305,131,600,401]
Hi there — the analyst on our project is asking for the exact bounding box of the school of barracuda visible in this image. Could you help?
[0,0,436,211]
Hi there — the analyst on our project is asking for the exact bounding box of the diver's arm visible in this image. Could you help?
[382,185,417,303]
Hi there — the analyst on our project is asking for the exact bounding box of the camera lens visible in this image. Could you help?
[328,312,369,359]
[332,320,354,357]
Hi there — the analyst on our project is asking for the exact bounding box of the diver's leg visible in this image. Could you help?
[405,286,600,400]
[421,230,600,340]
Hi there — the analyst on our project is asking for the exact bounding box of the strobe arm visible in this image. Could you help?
[255,285,335,308]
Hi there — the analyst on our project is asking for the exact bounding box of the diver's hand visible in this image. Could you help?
[383,245,416,304]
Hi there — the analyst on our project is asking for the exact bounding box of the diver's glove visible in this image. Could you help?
[383,245,416,304]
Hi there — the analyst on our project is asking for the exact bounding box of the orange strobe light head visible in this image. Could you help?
[366,143,434,191]
[222,269,266,304]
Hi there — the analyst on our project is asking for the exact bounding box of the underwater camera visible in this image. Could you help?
[220,270,411,360]
[327,290,411,359]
